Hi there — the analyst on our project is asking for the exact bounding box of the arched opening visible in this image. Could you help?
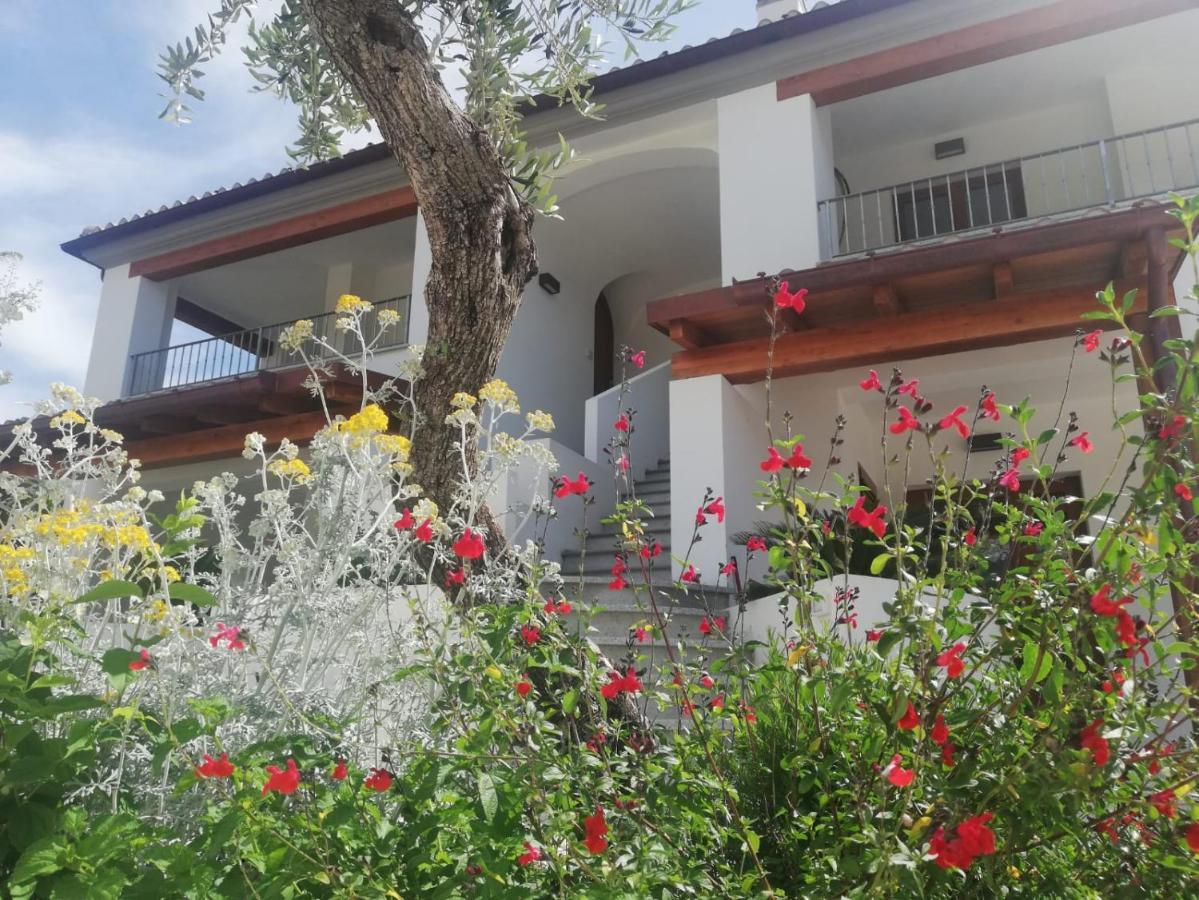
[594,292,615,395]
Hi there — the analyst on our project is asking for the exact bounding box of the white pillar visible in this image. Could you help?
[84,263,176,401]
[406,211,433,346]
[718,85,834,283]
[323,262,355,312]
[668,374,767,583]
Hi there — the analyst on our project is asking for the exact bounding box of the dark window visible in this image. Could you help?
[895,162,1027,242]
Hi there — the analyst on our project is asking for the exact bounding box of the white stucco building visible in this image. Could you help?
[26,0,1199,600]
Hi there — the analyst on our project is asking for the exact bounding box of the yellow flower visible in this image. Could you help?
[162,565,181,583]
[279,319,314,352]
[374,434,412,460]
[268,458,313,483]
[450,392,477,410]
[335,293,372,314]
[377,308,402,328]
[526,410,555,433]
[478,379,519,412]
[50,410,86,429]
[339,404,389,436]
[144,599,170,623]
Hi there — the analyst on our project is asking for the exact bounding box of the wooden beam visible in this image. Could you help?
[137,414,199,436]
[127,411,331,469]
[671,283,1146,384]
[193,406,257,426]
[1120,240,1149,279]
[257,394,314,417]
[992,261,1014,298]
[669,320,713,350]
[872,283,902,316]
[130,186,419,281]
[777,0,1198,105]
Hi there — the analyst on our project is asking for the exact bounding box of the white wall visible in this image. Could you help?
[85,264,178,401]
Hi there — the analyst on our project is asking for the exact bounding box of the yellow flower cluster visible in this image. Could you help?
[49,410,86,429]
[479,379,519,412]
[29,506,154,553]
[0,543,33,591]
[377,308,402,328]
[336,293,373,314]
[279,319,314,352]
[526,410,555,433]
[375,434,412,461]
[451,392,477,410]
[339,404,390,436]
[268,458,313,483]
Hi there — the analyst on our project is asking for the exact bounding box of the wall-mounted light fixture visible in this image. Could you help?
[934,137,966,160]
[538,272,561,295]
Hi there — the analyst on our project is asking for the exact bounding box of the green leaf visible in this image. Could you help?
[75,580,143,604]
[876,630,903,659]
[168,583,218,607]
[9,839,62,884]
[561,689,577,716]
[101,648,143,676]
[477,772,497,824]
[869,553,891,576]
[1020,641,1053,684]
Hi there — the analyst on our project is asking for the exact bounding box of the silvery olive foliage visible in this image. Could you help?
[0,251,39,386]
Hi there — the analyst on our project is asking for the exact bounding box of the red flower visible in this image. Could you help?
[938,405,970,439]
[760,447,785,472]
[332,760,348,781]
[1150,788,1178,819]
[1115,610,1138,649]
[1090,584,1133,617]
[608,575,627,590]
[619,454,630,472]
[600,667,642,700]
[981,392,1000,422]
[1071,431,1094,453]
[680,564,699,583]
[746,536,767,552]
[931,715,950,746]
[742,703,758,724]
[611,556,626,577]
[1159,414,1186,440]
[262,758,300,796]
[885,754,915,787]
[634,626,650,643]
[195,753,234,779]
[1176,482,1193,502]
[517,841,542,866]
[1080,719,1110,767]
[128,649,152,671]
[209,623,245,651]
[583,806,609,855]
[710,693,726,710]
[720,559,737,577]
[897,379,920,398]
[453,528,486,560]
[698,615,725,635]
[898,702,919,731]
[520,624,541,646]
[1186,822,1199,853]
[394,507,414,530]
[554,472,590,498]
[787,444,813,469]
[998,468,1022,492]
[760,445,811,471]
[543,598,572,615]
[847,496,887,538]
[773,282,807,313]
[414,519,434,542]
[699,673,715,689]
[445,567,466,587]
[1023,520,1044,537]
[705,497,726,523]
[516,676,533,698]
[964,528,977,546]
[866,629,883,642]
[614,413,630,432]
[640,541,663,559]
[1082,329,1102,352]
[941,741,956,768]
[890,406,920,435]
[364,768,393,793]
[1011,447,1031,466]
[630,350,646,369]
[859,369,882,391]
[929,814,996,870]
[936,642,967,678]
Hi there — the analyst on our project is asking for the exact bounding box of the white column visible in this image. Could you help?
[84,263,176,401]
[323,262,355,312]
[668,374,767,583]
[718,85,835,284]
[406,211,433,346]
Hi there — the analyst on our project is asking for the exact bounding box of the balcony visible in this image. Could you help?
[125,296,410,397]
[818,118,1199,259]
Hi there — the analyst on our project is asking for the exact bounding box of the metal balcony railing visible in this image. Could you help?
[126,295,411,396]
[818,118,1199,258]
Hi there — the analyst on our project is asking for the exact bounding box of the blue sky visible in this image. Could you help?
[0,0,752,419]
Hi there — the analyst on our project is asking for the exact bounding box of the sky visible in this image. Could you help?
[0,0,754,420]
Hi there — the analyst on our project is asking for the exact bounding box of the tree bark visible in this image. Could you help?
[299,0,536,537]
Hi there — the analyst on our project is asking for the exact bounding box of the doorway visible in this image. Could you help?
[594,292,615,395]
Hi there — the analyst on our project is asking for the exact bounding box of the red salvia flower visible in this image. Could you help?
[1080,719,1111,766]
[1159,414,1186,440]
[760,447,785,472]
[695,507,707,526]
[453,528,486,560]
[1023,520,1044,537]
[699,673,715,689]
[710,694,726,711]
[516,676,532,698]
[741,703,758,724]
[773,282,807,313]
[897,702,919,731]
[128,649,152,671]
[1115,610,1138,649]
[931,715,950,746]
[998,468,1022,492]
[936,643,967,678]
[1089,584,1133,617]
[720,559,737,577]
[1150,788,1178,819]
[554,472,590,498]
[195,753,234,779]
[890,406,920,435]
[680,564,699,583]
[787,444,813,468]
[897,379,920,398]
[859,369,882,391]
[1175,482,1193,502]
[543,598,572,615]
[705,497,726,523]
[1096,817,1119,843]
[1011,447,1031,466]
[885,754,915,787]
[520,624,541,646]
[600,667,642,700]
[964,527,977,546]
[981,392,1000,422]
[414,519,434,542]
[866,629,883,642]
[847,496,888,538]
[1071,431,1094,453]
[941,741,956,767]
[262,758,300,796]
[640,541,663,559]
[938,405,970,439]
[929,813,996,870]
[634,626,650,643]
[332,760,348,781]
[209,623,245,651]
[699,615,725,635]
[517,841,542,866]
[630,350,646,369]
[957,813,997,859]
[445,567,466,587]
[364,768,393,793]
[394,508,414,530]
[1185,822,1199,853]
[608,574,628,590]
[614,413,630,432]
[1082,329,1102,352]
[746,536,767,552]
[583,806,609,855]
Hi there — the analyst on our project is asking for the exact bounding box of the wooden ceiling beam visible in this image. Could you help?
[872,283,902,316]
[136,415,199,436]
[777,0,1198,105]
[992,261,1014,298]
[126,411,331,470]
[671,282,1146,384]
[1120,240,1149,279]
[669,320,713,350]
[130,186,418,281]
